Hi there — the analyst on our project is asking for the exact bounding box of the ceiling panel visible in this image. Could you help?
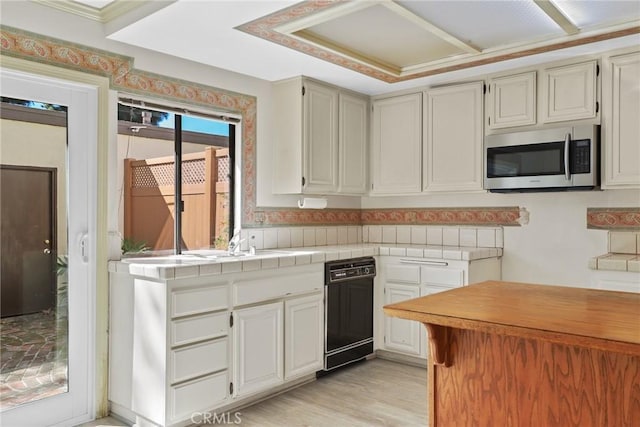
[397,0,565,49]
[298,4,466,70]
[553,0,640,29]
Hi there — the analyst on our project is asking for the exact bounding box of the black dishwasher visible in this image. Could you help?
[323,257,375,371]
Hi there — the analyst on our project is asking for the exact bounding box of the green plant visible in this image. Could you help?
[121,238,149,255]
[214,223,229,250]
[56,255,68,276]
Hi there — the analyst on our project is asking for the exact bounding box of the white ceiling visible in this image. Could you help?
[49,1,640,95]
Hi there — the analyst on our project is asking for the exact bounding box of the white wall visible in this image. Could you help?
[1,119,68,255]
[362,189,639,287]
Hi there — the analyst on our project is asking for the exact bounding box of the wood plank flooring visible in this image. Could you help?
[80,358,427,427]
[231,358,427,427]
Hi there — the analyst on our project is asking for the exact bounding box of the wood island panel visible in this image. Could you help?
[383,281,640,427]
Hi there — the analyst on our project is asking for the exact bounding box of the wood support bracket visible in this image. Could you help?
[424,323,451,367]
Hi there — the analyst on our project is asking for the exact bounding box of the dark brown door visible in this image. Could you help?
[1,165,57,317]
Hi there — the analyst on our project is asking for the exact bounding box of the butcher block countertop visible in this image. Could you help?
[384,281,640,427]
[384,280,640,356]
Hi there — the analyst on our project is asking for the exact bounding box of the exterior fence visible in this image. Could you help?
[124,147,229,250]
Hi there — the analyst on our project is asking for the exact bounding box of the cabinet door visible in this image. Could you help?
[371,93,422,194]
[424,82,483,192]
[339,93,368,194]
[303,81,339,193]
[233,302,283,397]
[603,52,640,188]
[488,71,536,129]
[542,61,597,123]
[284,293,324,379]
[384,283,421,356]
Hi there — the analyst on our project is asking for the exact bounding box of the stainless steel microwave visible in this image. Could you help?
[484,125,600,192]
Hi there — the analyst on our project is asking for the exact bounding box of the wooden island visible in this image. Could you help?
[383,280,640,427]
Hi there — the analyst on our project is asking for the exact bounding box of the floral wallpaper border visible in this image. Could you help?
[361,207,521,226]
[1,25,523,229]
[247,206,522,227]
[587,208,640,230]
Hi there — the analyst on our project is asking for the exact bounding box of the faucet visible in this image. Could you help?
[228,229,244,255]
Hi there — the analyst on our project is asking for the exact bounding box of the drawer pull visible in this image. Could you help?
[400,259,449,267]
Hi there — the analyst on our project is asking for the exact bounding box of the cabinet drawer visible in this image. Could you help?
[421,266,463,286]
[170,339,227,384]
[422,284,456,296]
[386,264,420,283]
[170,371,227,422]
[171,312,228,347]
[171,285,229,318]
[234,269,322,306]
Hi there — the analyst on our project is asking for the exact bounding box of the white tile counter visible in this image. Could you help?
[589,253,640,272]
[108,244,503,280]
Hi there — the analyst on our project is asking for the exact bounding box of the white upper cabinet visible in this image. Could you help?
[339,93,368,194]
[541,60,598,123]
[603,51,640,189]
[303,80,339,193]
[423,81,484,193]
[371,93,423,194]
[272,77,367,195]
[487,71,536,129]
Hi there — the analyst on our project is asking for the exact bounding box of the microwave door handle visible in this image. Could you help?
[564,133,571,180]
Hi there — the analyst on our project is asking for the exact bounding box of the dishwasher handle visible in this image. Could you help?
[399,259,449,267]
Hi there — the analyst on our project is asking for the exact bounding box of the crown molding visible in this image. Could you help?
[33,0,147,23]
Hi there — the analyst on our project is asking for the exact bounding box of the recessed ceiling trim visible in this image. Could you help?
[383,1,480,54]
[34,0,150,23]
[276,0,479,77]
[291,29,403,75]
[274,1,377,35]
[237,1,640,83]
[534,0,580,35]
[402,24,640,79]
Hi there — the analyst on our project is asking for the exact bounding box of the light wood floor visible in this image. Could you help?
[80,358,427,427]
[237,358,427,427]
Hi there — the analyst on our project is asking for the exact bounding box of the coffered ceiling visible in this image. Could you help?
[35,0,640,94]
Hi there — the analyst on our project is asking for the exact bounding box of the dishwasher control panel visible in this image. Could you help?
[325,257,376,284]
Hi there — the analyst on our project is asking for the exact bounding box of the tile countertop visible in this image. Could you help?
[108,244,503,280]
[589,253,640,273]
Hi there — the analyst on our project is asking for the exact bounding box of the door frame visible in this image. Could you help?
[0,66,99,426]
[0,164,58,317]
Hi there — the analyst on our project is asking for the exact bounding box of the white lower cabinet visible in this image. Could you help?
[170,371,228,422]
[109,263,324,427]
[234,302,284,397]
[378,257,501,360]
[284,293,324,379]
[384,282,421,355]
[233,292,324,396]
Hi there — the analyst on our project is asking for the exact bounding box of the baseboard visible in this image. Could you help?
[109,401,137,425]
[375,349,428,368]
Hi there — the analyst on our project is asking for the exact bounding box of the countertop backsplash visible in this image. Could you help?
[589,231,640,272]
[239,225,504,251]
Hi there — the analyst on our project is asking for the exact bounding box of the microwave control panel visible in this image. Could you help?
[571,139,591,174]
